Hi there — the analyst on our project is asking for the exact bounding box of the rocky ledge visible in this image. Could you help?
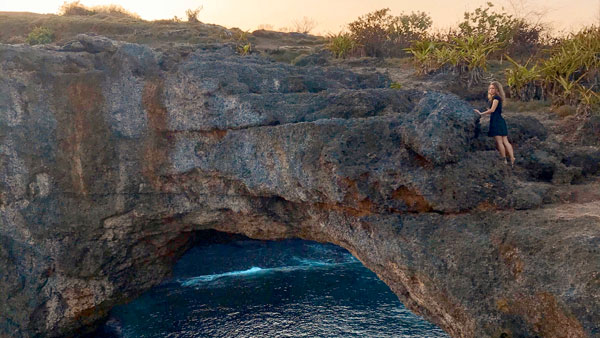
[1,35,599,337]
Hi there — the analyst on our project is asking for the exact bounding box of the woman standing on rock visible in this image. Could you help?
[474,81,516,167]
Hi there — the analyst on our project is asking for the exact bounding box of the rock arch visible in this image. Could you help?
[0,36,598,337]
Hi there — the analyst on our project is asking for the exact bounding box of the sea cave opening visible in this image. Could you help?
[92,229,448,337]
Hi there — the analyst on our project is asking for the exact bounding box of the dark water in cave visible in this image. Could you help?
[96,238,449,337]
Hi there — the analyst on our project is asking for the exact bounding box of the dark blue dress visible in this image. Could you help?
[488,95,508,137]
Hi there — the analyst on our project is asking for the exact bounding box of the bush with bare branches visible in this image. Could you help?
[293,16,317,34]
[185,6,203,23]
[59,1,94,16]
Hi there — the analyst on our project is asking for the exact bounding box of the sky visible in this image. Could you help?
[1,0,598,35]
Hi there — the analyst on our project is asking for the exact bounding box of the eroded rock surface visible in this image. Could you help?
[1,35,599,338]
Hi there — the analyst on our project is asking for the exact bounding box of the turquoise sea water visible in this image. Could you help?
[96,238,449,337]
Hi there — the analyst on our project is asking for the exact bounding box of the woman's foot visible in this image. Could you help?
[501,157,508,165]
[510,156,516,168]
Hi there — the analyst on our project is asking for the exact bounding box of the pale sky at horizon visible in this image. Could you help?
[1,0,598,35]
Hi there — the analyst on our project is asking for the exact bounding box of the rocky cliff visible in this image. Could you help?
[1,34,599,338]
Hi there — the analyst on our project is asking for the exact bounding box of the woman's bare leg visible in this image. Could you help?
[494,136,506,161]
[502,136,515,164]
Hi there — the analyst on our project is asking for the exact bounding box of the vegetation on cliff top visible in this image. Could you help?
[325,2,598,115]
[0,1,325,49]
[1,1,597,116]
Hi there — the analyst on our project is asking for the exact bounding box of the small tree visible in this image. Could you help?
[387,11,432,45]
[458,2,516,42]
[348,8,390,57]
[457,2,544,57]
[185,6,203,23]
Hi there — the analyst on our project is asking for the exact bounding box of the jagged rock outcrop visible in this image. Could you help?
[1,35,599,338]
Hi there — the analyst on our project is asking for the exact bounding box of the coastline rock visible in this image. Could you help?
[1,35,599,338]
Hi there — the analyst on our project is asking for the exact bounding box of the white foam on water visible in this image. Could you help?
[179,257,361,287]
[180,266,266,286]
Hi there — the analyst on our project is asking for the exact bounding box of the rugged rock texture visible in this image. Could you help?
[1,35,599,338]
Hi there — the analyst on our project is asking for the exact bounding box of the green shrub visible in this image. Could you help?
[433,44,460,69]
[501,25,599,114]
[387,11,432,47]
[403,39,438,74]
[504,55,544,101]
[26,27,54,45]
[348,8,432,57]
[541,26,600,110]
[447,34,502,86]
[458,3,516,42]
[233,30,252,55]
[505,19,545,57]
[327,32,356,58]
[457,2,543,57]
[237,43,252,56]
[405,34,500,86]
[348,8,389,57]
[575,84,600,115]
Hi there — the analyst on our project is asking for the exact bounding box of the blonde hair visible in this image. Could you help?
[487,81,506,102]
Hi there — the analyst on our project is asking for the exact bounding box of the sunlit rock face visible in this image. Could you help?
[1,35,599,338]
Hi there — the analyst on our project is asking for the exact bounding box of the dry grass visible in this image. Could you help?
[551,104,578,118]
[504,98,552,113]
[0,12,327,52]
[0,11,227,47]
[59,1,140,19]
[381,57,415,68]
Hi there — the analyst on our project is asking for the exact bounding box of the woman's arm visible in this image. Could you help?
[473,99,498,115]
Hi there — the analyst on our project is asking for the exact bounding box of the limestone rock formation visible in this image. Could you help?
[1,35,599,337]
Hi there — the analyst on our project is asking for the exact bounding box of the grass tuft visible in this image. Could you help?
[326,32,355,58]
